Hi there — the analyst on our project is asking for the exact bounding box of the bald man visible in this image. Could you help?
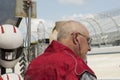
[24,20,97,80]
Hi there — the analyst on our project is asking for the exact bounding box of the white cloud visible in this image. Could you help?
[61,13,97,20]
[62,14,84,20]
[58,0,86,5]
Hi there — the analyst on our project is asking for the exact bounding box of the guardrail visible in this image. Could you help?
[88,46,120,54]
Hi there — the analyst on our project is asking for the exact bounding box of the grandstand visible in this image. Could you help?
[78,9,120,47]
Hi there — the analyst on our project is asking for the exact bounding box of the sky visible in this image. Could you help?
[36,0,120,21]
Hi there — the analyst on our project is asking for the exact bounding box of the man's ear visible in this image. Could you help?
[72,33,78,45]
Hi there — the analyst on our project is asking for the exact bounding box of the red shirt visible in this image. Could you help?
[25,40,96,80]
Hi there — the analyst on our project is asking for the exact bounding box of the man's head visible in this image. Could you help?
[57,20,91,62]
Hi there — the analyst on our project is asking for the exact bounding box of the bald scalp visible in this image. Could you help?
[53,21,67,32]
[57,20,88,41]
[50,21,67,42]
